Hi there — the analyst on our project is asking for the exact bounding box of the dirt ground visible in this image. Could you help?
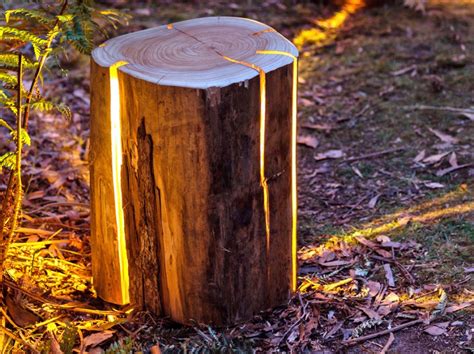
[1,0,473,352]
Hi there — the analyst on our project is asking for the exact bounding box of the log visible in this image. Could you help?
[90,16,298,325]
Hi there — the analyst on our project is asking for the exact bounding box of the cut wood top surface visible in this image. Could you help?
[92,16,298,89]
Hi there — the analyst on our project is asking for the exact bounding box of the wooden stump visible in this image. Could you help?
[90,16,298,325]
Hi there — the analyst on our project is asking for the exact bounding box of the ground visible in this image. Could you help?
[0,0,473,352]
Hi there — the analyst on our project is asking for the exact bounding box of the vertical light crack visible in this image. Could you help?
[109,60,130,304]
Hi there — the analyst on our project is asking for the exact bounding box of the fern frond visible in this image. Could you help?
[0,88,9,100]
[351,319,383,339]
[0,73,27,95]
[0,118,13,131]
[0,97,17,115]
[0,152,16,171]
[0,54,38,71]
[56,14,74,23]
[10,128,31,146]
[5,9,55,26]
[0,27,48,48]
[0,72,18,88]
[30,99,71,119]
[0,26,47,59]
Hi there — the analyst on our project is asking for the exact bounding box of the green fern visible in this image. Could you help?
[5,9,55,27]
[0,27,48,57]
[30,99,71,119]
[0,96,18,115]
[0,152,16,171]
[105,337,133,354]
[0,118,14,132]
[0,54,38,71]
[0,72,18,88]
[10,128,31,146]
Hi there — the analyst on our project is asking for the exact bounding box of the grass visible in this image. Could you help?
[402,219,474,284]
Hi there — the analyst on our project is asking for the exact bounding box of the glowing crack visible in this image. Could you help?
[109,61,130,304]
[257,50,298,292]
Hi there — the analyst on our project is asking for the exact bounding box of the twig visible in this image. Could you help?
[342,319,423,346]
[407,104,474,114]
[380,333,395,354]
[277,301,310,346]
[341,148,405,164]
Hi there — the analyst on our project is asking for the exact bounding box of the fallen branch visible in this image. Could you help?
[341,148,405,164]
[342,319,423,346]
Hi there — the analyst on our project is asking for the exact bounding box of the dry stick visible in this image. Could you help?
[342,319,424,346]
[408,105,474,114]
[341,148,405,164]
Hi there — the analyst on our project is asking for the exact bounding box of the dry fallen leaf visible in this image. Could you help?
[301,122,334,133]
[297,135,319,149]
[314,149,344,160]
[424,182,445,189]
[424,322,449,336]
[358,306,381,320]
[460,111,474,121]
[445,302,473,313]
[448,152,458,167]
[413,149,426,163]
[423,151,450,164]
[428,128,459,144]
[299,97,315,107]
[351,165,363,178]
[384,263,396,287]
[368,194,381,209]
[6,295,40,327]
[83,331,115,349]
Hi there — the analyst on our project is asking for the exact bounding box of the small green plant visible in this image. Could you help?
[0,1,127,272]
[105,337,133,354]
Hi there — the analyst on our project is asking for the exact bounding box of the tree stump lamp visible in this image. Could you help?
[90,16,298,325]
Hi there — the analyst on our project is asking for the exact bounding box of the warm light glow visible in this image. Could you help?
[222,56,271,260]
[256,50,299,292]
[300,185,474,261]
[294,0,366,48]
[109,61,129,304]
